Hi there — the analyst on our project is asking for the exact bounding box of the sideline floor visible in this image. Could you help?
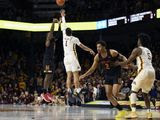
[0,105,159,120]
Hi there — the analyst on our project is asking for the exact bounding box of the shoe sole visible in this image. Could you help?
[125,116,138,119]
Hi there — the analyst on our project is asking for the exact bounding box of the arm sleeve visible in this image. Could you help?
[62,16,67,36]
[72,37,81,46]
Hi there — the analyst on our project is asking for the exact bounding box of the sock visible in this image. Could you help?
[116,104,123,111]
[67,88,71,93]
[77,88,81,93]
[147,109,151,113]
[130,93,137,104]
[131,107,136,112]
[130,92,137,112]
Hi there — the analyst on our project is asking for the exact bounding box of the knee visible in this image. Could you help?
[67,75,72,81]
[73,80,79,85]
[106,92,112,99]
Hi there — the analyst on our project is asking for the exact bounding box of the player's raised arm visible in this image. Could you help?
[60,9,67,36]
[54,18,62,41]
[50,19,58,32]
[79,54,99,80]
[45,18,58,47]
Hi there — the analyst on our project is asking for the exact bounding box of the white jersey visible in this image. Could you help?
[62,16,81,57]
[136,46,154,72]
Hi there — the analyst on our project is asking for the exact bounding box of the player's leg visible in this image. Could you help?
[65,71,74,106]
[43,60,57,91]
[112,77,125,100]
[112,84,119,97]
[73,71,81,93]
[142,69,155,118]
[104,84,122,110]
[125,70,146,119]
[142,90,153,119]
[72,57,81,94]
[143,93,151,109]
[112,80,127,118]
[66,71,72,92]
[64,56,72,93]
[104,75,122,109]
[44,73,53,90]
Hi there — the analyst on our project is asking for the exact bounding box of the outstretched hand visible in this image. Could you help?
[53,18,58,23]
[60,9,65,17]
[90,50,95,56]
[79,75,85,81]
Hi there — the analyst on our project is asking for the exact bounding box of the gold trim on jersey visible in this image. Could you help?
[73,44,78,59]
[138,56,143,74]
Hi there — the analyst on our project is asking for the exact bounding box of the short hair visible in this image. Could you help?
[66,28,72,36]
[96,40,106,47]
[137,33,151,47]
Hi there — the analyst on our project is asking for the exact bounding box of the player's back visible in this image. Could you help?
[63,35,79,57]
[136,46,154,72]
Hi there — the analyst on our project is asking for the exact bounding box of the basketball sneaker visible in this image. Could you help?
[147,112,152,119]
[125,111,138,119]
[115,110,127,118]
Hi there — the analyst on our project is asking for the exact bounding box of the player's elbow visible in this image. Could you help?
[90,67,96,74]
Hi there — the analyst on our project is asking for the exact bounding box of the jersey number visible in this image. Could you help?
[105,63,110,69]
[65,40,67,47]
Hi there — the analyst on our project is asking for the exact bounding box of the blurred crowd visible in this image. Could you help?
[0,39,160,106]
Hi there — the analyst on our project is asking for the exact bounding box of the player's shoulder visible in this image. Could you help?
[140,46,150,51]
[132,47,142,56]
[72,36,79,40]
[110,49,118,57]
[134,47,142,52]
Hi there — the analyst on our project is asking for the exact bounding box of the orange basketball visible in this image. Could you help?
[56,0,65,6]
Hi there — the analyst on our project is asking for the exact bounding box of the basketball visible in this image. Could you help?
[56,0,65,6]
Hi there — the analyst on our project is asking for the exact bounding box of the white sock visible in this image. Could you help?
[74,88,81,93]
[130,93,137,104]
[130,93,137,112]
[147,109,151,113]
[131,107,136,112]
[67,88,71,93]
[77,88,81,93]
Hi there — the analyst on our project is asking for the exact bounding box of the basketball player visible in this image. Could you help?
[80,40,127,117]
[43,18,62,91]
[116,33,155,119]
[60,10,95,97]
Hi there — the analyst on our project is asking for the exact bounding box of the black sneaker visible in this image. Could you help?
[67,92,75,106]
[110,101,114,108]
[73,92,82,106]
